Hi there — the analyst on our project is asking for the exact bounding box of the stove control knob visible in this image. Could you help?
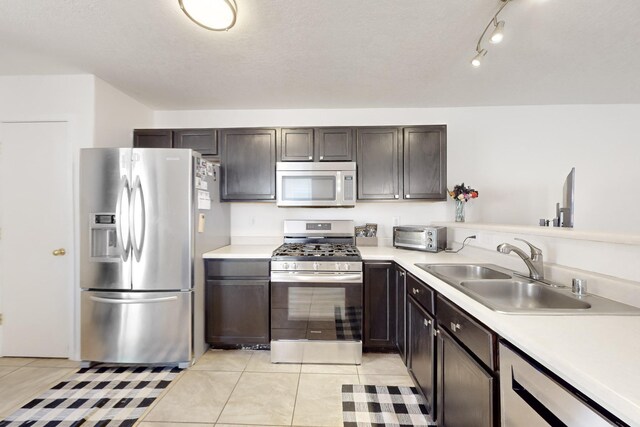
[282,262,290,269]
[335,262,341,270]
[292,262,297,269]
[313,262,320,271]
[343,263,351,271]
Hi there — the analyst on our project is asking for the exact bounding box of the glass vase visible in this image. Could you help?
[455,199,466,222]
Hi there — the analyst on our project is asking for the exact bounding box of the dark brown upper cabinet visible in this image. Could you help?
[133,129,173,149]
[315,127,355,161]
[278,128,314,161]
[355,125,447,201]
[403,126,447,200]
[279,127,356,162]
[356,127,401,200]
[173,129,218,156]
[134,128,219,158]
[220,128,277,202]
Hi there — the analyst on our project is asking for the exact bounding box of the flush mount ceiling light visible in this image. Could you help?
[471,0,512,67]
[179,0,238,31]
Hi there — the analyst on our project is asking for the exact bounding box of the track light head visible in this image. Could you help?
[490,20,505,44]
[471,49,487,68]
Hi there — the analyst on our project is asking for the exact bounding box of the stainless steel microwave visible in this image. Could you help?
[276,162,356,207]
[393,225,447,252]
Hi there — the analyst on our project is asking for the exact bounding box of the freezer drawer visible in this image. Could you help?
[81,290,192,365]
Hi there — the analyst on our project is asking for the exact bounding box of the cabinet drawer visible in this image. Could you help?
[437,295,496,370]
[206,259,270,278]
[406,273,434,315]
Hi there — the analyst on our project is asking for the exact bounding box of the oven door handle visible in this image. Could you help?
[270,272,363,283]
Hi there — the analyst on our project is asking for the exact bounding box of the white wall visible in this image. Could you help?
[227,202,447,245]
[0,74,95,147]
[155,104,640,236]
[94,77,153,148]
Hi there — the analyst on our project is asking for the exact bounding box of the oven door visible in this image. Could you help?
[276,170,355,207]
[271,272,363,341]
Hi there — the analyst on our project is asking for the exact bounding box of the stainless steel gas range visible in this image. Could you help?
[270,220,363,364]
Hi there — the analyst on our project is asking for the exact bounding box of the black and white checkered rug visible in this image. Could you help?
[342,384,435,427]
[0,365,181,427]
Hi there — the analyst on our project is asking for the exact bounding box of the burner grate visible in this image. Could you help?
[272,243,361,259]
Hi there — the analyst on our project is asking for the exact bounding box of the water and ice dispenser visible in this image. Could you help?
[90,213,120,260]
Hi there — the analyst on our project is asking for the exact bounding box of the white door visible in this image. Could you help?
[0,121,72,357]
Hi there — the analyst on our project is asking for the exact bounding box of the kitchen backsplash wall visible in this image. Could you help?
[228,201,448,245]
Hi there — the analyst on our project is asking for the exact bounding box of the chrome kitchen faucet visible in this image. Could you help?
[497,238,544,280]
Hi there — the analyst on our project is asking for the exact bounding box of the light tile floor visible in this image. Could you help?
[0,357,79,418]
[0,351,412,427]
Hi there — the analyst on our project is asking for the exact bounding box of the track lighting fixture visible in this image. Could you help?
[179,0,238,31]
[471,49,487,68]
[470,0,512,67]
[490,20,505,44]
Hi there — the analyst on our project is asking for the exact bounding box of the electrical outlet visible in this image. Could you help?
[392,217,400,226]
[0,313,3,325]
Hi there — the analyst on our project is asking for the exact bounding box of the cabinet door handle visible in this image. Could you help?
[406,194,411,198]
[308,156,313,160]
[412,288,420,295]
[424,319,431,327]
[433,329,440,337]
[320,156,324,160]
[451,322,461,332]
[395,194,399,199]
[399,271,405,277]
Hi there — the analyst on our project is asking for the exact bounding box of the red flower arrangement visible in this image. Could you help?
[448,183,479,202]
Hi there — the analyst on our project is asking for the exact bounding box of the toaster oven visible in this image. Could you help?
[393,225,447,252]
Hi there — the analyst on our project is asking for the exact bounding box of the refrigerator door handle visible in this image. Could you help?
[89,295,178,304]
[115,176,131,261]
[130,176,146,262]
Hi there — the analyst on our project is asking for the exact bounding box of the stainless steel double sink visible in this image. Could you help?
[416,263,640,315]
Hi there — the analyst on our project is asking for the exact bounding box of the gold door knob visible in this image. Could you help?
[52,248,66,256]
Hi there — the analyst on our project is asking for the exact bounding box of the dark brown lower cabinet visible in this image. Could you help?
[407,296,436,418]
[363,262,396,349]
[204,259,270,346]
[436,327,496,427]
[205,279,269,345]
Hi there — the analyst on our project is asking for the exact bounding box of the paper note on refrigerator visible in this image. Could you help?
[195,176,208,190]
[197,190,211,210]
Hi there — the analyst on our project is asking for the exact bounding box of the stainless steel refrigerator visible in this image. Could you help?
[79,148,229,367]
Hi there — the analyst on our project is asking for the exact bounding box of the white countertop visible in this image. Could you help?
[203,244,640,425]
[203,245,274,259]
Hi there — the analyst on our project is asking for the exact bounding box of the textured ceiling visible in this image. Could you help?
[1,0,639,110]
